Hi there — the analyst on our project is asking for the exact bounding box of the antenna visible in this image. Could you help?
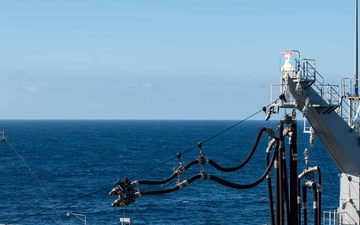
[355,0,359,95]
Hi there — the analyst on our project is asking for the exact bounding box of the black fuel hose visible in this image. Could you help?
[207,127,268,172]
[136,141,277,196]
[138,159,198,185]
[297,166,321,225]
[207,144,278,189]
[266,139,278,225]
[141,174,202,195]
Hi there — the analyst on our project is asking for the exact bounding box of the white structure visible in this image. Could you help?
[120,217,133,225]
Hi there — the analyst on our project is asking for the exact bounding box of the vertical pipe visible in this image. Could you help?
[289,122,298,225]
[316,167,322,225]
[282,150,290,225]
[297,178,301,225]
[278,121,284,225]
[275,156,280,225]
[303,184,308,225]
[355,0,359,95]
[311,182,319,225]
[266,151,275,225]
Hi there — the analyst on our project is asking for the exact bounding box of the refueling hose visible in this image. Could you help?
[203,143,278,189]
[302,181,318,225]
[110,125,282,210]
[141,174,202,195]
[266,138,278,225]
[207,127,270,172]
[302,184,308,225]
[297,166,321,225]
[134,140,278,196]
[135,126,275,186]
[138,159,198,185]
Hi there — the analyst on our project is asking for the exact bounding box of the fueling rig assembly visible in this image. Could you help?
[109,50,360,225]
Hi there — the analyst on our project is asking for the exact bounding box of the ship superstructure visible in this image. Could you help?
[270,50,360,225]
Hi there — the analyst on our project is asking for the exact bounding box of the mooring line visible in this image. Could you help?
[5,139,63,224]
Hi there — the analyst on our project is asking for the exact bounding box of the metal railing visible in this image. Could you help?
[270,83,295,108]
[273,54,360,132]
[299,60,357,128]
[322,210,338,225]
[338,78,360,127]
[301,59,319,84]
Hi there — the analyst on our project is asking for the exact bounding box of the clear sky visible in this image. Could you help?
[0,0,356,120]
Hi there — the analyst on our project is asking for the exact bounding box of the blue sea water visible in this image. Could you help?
[0,120,339,225]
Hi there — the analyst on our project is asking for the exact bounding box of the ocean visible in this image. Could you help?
[0,120,339,225]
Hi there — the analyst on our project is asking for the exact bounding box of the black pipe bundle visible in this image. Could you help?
[110,125,279,208]
[289,121,298,225]
[297,166,322,225]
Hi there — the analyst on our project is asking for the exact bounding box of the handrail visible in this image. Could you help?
[299,60,358,126]
[322,210,338,225]
[276,52,359,131]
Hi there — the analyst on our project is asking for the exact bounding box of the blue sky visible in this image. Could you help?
[0,0,356,119]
